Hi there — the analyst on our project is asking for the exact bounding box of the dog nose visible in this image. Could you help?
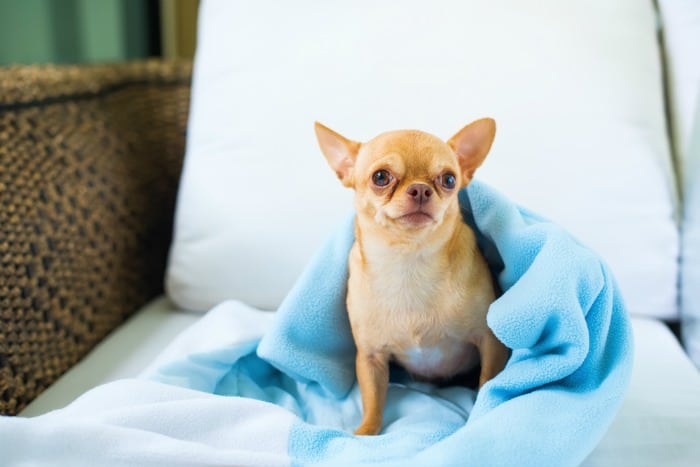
[407,183,433,204]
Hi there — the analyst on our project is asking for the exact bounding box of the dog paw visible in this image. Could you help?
[354,422,382,436]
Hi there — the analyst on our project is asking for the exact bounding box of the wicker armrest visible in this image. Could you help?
[0,59,192,415]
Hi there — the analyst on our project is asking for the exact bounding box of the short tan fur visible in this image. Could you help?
[315,119,509,436]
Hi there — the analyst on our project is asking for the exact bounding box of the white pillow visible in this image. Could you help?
[166,0,679,318]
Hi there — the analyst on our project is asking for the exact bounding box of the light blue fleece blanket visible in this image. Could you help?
[255,179,634,465]
[0,180,633,467]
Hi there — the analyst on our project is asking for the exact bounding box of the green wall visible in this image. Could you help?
[0,0,155,65]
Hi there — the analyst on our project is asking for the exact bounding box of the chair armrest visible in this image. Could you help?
[0,59,192,414]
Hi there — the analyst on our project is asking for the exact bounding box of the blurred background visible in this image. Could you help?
[0,0,198,65]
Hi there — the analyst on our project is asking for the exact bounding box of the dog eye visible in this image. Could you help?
[372,170,393,187]
[440,172,457,189]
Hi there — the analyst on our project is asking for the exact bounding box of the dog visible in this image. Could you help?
[314,118,509,436]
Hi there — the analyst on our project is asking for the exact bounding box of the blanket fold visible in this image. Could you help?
[0,180,633,467]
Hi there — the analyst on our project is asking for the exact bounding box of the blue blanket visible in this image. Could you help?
[0,180,633,466]
[255,179,634,465]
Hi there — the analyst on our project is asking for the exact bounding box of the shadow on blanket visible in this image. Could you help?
[0,181,633,467]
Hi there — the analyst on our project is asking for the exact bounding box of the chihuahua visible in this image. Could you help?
[315,118,509,436]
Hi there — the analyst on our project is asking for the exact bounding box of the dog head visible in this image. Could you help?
[315,119,496,233]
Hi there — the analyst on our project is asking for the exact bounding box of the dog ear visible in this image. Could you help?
[315,122,360,188]
[447,118,496,183]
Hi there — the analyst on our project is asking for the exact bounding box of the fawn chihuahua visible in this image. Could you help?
[315,118,509,436]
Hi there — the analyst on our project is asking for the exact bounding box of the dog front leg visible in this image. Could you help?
[477,330,509,388]
[354,350,389,435]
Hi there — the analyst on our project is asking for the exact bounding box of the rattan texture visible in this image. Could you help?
[0,60,192,415]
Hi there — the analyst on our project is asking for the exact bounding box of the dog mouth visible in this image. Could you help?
[396,210,434,226]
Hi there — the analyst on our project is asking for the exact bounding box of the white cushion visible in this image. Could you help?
[166,0,679,318]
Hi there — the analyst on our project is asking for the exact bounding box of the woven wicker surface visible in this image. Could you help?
[0,60,192,415]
